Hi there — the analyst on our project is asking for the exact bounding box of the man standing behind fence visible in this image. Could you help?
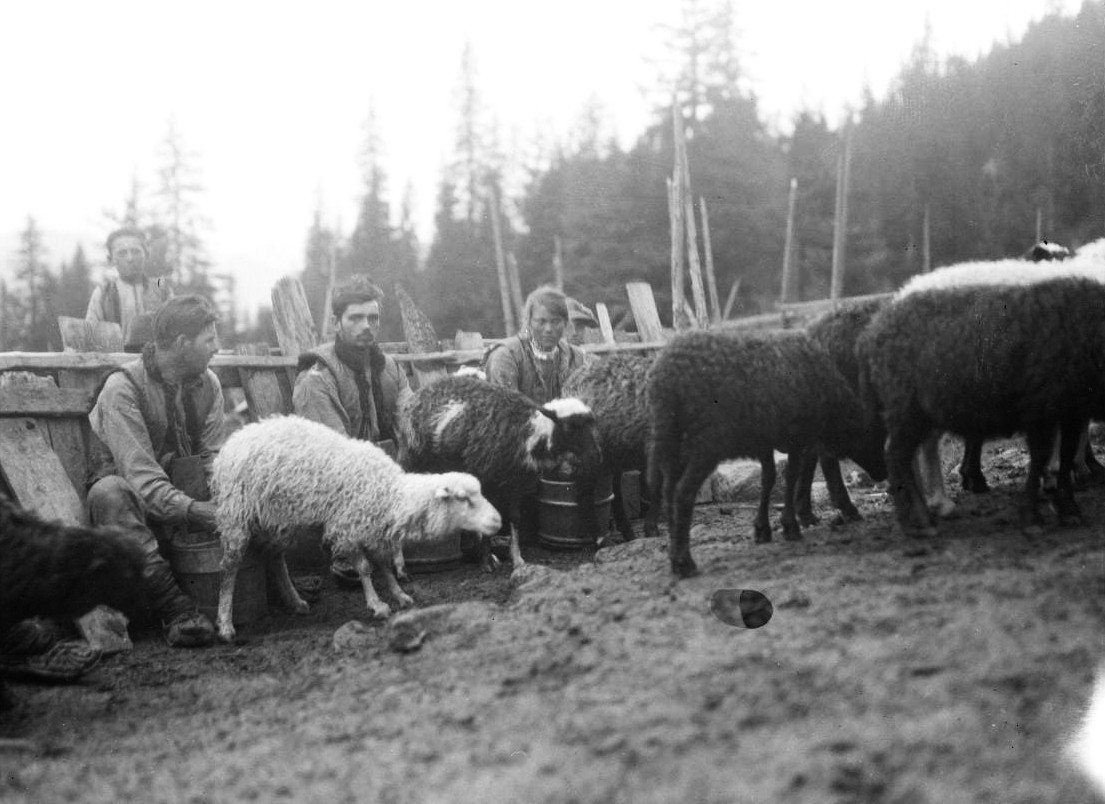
[86,227,172,346]
[292,276,413,585]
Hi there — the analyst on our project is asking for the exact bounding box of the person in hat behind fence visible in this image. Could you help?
[292,276,413,586]
[86,227,173,346]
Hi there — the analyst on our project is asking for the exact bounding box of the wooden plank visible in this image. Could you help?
[699,196,721,324]
[595,303,616,345]
[270,276,320,359]
[396,285,440,353]
[0,386,95,416]
[0,417,84,525]
[58,316,124,353]
[0,373,90,510]
[626,282,665,344]
[238,368,290,420]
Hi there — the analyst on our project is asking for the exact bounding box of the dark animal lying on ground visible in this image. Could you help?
[0,494,145,634]
[398,375,602,569]
[0,493,145,706]
[562,351,659,543]
[857,277,1105,537]
[647,329,887,578]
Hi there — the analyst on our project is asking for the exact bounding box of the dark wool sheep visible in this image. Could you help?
[398,375,602,569]
[857,277,1105,537]
[647,329,887,578]
[0,494,145,707]
[0,494,145,633]
[562,351,659,542]
[797,297,890,526]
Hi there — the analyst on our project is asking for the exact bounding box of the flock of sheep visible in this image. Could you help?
[211,237,1105,634]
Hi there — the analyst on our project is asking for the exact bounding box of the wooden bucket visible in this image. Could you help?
[402,532,464,574]
[169,538,268,626]
[537,474,613,549]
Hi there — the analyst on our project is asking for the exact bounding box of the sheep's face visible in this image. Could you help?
[434,473,501,536]
[532,399,604,478]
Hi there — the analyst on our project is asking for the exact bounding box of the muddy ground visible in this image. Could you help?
[2,438,1103,803]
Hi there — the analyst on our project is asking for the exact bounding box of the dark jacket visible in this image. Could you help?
[484,335,591,406]
[292,341,411,441]
[88,347,226,523]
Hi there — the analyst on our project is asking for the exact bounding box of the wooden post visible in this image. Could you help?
[488,187,516,336]
[667,176,687,331]
[595,302,616,345]
[320,234,338,341]
[669,100,689,330]
[506,253,524,323]
[722,277,742,320]
[1035,207,1043,243]
[699,197,721,324]
[396,285,447,389]
[830,124,852,301]
[922,204,932,273]
[270,276,320,358]
[553,235,564,291]
[626,282,665,343]
[780,178,798,303]
[683,194,708,328]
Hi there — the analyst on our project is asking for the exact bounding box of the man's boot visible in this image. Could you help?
[144,559,215,648]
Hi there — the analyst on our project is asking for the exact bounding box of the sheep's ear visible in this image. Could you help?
[538,407,558,422]
[435,487,453,500]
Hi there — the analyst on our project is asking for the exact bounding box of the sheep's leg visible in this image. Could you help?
[794,447,820,527]
[216,533,246,643]
[610,472,637,543]
[378,561,414,609]
[780,451,803,541]
[823,452,862,522]
[887,424,936,537]
[670,455,715,578]
[959,437,990,493]
[1074,425,1105,488]
[508,522,526,568]
[354,553,391,620]
[1020,425,1055,533]
[268,553,309,615]
[393,548,410,584]
[1053,419,1085,526]
[915,432,955,518]
[640,474,660,540]
[754,452,776,544]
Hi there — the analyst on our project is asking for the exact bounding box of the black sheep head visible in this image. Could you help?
[536,398,604,479]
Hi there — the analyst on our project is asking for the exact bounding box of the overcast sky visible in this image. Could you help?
[0,0,1083,315]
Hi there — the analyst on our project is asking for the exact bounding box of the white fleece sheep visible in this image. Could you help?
[211,415,501,642]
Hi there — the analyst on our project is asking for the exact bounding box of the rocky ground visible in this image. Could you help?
[1,438,1103,803]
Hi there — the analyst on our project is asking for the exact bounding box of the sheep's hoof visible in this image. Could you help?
[753,524,773,544]
[367,602,392,620]
[481,554,502,573]
[781,523,802,542]
[840,506,863,523]
[395,592,415,609]
[797,512,819,527]
[671,555,699,578]
[217,626,236,644]
[292,600,311,616]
